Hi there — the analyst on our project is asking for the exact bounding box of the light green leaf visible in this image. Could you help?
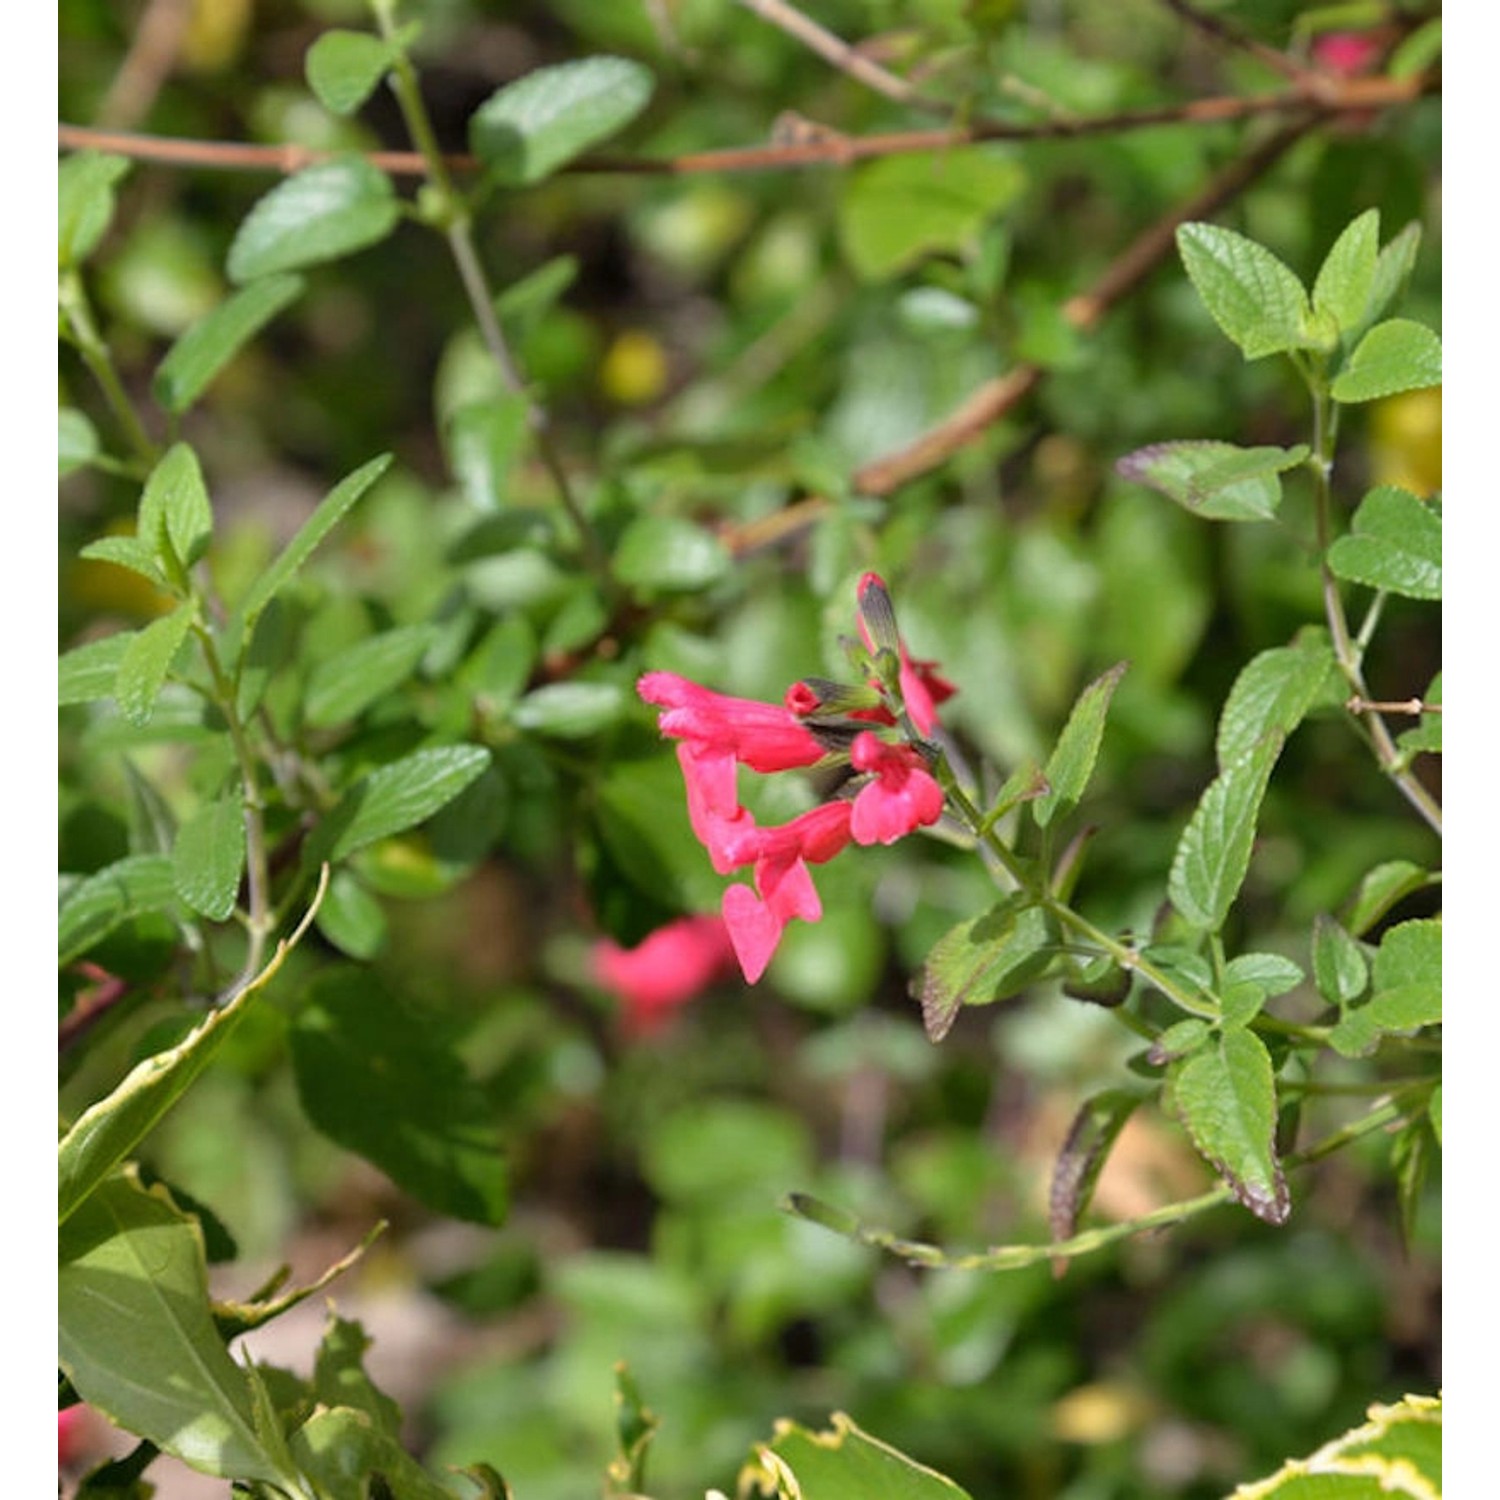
[613,514,731,593]
[58,853,177,967]
[757,1411,974,1499]
[1331,318,1441,403]
[1216,631,1336,769]
[226,157,400,283]
[60,633,134,706]
[59,1173,295,1484]
[290,968,509,1225]
[1397,672,1442,756]
[1150,1018,1211,1063]
[1033,661,1127,828]
[1223,952,1304,998]
[470,56,655,186]
[304,624,436,728]
[140,443,214,572]
[60,408,100,475]
[59,152,131,267]
[1344,860,1435,937]
[915,895,1055,1042]
[305,30,394,115]
[152,275,304,414]
[172,794,247,921]
[314,870,388,960]
[321,744,492,861]
[1367,918,1441,1031]
[1311,209,1379,337]
[312,1315,403,1435]
[291,1405,462,1499]
[1175,222,1311,359]
[1115,441,1307,522]
[511,680,628,737]
[1168,733,1283,932]
[78,535,170,590]
[1219,980,1266,1029]
[238,453,392,627]
[1327,486,1440,599]
[115,603,195,726]
[1312,914,1369,1007]
[444,395,531,510]
[1170,1027,1288,1224]
[839,150,1025,282]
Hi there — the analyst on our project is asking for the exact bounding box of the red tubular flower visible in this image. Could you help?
[639,672,826,776]
[848,732,945,844]
[592,913,738,1035]
[855,572,955,736]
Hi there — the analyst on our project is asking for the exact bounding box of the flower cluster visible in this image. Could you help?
[638,573,954,983]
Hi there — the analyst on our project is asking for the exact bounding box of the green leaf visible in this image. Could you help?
[1219,980,1266,1029]
[1149,1018,1211,1064]
[1312,915,1369,1008]
[1344,860,1435,937]
[1311,209,1379,337]
[839,150,1025,282]
[1175,222,1311,359]
[915,895,1055,1042]
[1367,917,1441,1031]
[305,29,394,115]
[444,396,532,511]
[289,968,509,1225]
[226,157,400,283]
[1216,632,1336,769]
[58,853,177,967]
[1115,441,1307,522]
[60,1173,296,1484]
[314,869,388,960]
[1391,1112,1436,1252]
[238,453,393,627]
[1033,661,1127,828]
[1049,1090,1142,1244]
[1355,223,1422,343]
[470,56,655,186]
[320,744,492,861]
[140,443,214,572]
[511,680,628,737]
[152,275,305,414]
[613,514,731,593]
[60,633,134,706]
[1168,732,1283,932]
[758,1412,974,1499]
[115,604,195,726]
[1397,672,1442,757]
[1327,486,1441,599]
[78,535,170,590]
[1170,1027,1288,1224]
[1223,952,1304,998]
[304,624,436,728]
[290,1405,462,1500]
[312,1314,403,1434]
[1331,318,1442,403]
[59,152,131,267]
[172,794,247,921]
[59,408,101,475]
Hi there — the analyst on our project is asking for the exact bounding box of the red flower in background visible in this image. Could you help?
[592,913,738,1034]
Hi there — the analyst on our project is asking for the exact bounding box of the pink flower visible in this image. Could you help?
[849,732,945,844]
[855,572,956,735]
[59,1406,88,1467]
[1313,30,1382,76]
[639,672,826,777]
[592,913,738,1034]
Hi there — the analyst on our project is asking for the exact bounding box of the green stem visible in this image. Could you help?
[58,270,158,469]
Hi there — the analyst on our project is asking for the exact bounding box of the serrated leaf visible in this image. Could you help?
[1367,918,1441,1030]
[1313,914,1369,1007]
[1220,980,1266,1029]
[1312,209,1379,337]
[227,157,399,283]
[115,604,195,726]
[1175,222,1311,359]
[1327,486,1440,599]
[916,895,1054,1041]
[59,408,100,475]
[289,968,508,1224]
[1115,441,1306,522]
[445,395,531,511]
[320,744,492,861]
[1170,1027,1288,1223]
[304,624,436,728]
[140,443,214,572]
[153,275,304,414]
[60,633,134,706]
[305,30,393,115]
[839,150,1025,282]
[760,1412,974,1499]
[1344,860,1434,936]
[1217,632,1336,769]
[1168,733,1283,932]
[1049,1090,1142,1245]
[1223,952,1304,998]
[1355,223,1422,343]
[1331,318,1442,403]
[172,794,247,921]
[238,454,392,627]
[78,535,170,590]
[59,1174,294,1484]
[58,854,177,966]
[470,56,655,186]
[59,152,131,267]
[511,681,627,737]
[1149,1018,1211,1064]
[613,514,730,593]
[1033,661,1127,828]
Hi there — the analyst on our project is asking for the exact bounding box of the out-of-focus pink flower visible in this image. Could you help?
[849,732,945,845]
[59,1406,88,1467]
[1312,30,1382,76]
[592,913,738,1033]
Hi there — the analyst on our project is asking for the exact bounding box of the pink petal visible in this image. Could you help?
[722,883,785,983]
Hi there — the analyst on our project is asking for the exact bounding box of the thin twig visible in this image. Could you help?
[96,0,194,130]
[1158,0,1320,86]
[1346,696,1440,717]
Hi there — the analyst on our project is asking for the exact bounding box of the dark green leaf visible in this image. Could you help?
[314,870,388,960]
[915,895,1054,1042]
[1170,1027,1288,1224]
[59,152,131,267]
[1391,1112,1436,1251]
[289,968,509,1224]
[1033,661,1127,828]
[58,854,176,966]
[226,157,400,283]
[613,514,731,593]
[60,633,134,706]
[305,30,394,115]
[1331,318,1442,403]
[1115,441,1306,522]
[304,624,436,728]
[172,794,247,921]
[761,1412,974,1499]
[152,275,305,414]
[444,396,531,511]
[321,744,492,861]
[1216,631,1336,769]
[1175,222,1311,359]
[1311,209,1379,337]
[313,1315,402,1434]
[1049,1090,1142,1244]
[60,408,101,474]
[511,681,627,737]
[470,56,655,186]
[1327,486,1441,599]
[115,604,195,726]
[1312,914,1369,1007]
[1168,733,1283,932]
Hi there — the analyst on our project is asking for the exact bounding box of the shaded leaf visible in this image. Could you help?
[444,396,531,511]
[305,30,393,115]
[1353,222,1421,343]
[58,854,177,967]
[916,895,1054,1042]
[115,605,195,726]
[1049,1090,1142,1246]
[289,1406,461,1500]
[1115,440,1306,522]
[1216,631,1336,769]
[1175,222,1311,359]
[60,408,101,475]
[319,744,492,862]
[59,152,131,267]
[60,633,134,707]
[614,514,731,593]
[304,624,436,728]
[1331,318,1441,403]
[1327,487,1441,599]
[78,535,170,590]
[172,794,247,921]
[1312,914,1369,1008]
[511,681,628,738]
[314,869,389,960]
[1397,672,1442,756]
[1344,860,1435,937]
[1033,661,1127,829]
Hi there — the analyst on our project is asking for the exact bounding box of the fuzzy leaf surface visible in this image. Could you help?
[1033,661,1127,829]
[1327,487,1441,599]
[172,794,247,921]
[1331,318,1442,403]
[1175,223,1311,359]
[1216,632,1336,769]
[1115,441,1306,522]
